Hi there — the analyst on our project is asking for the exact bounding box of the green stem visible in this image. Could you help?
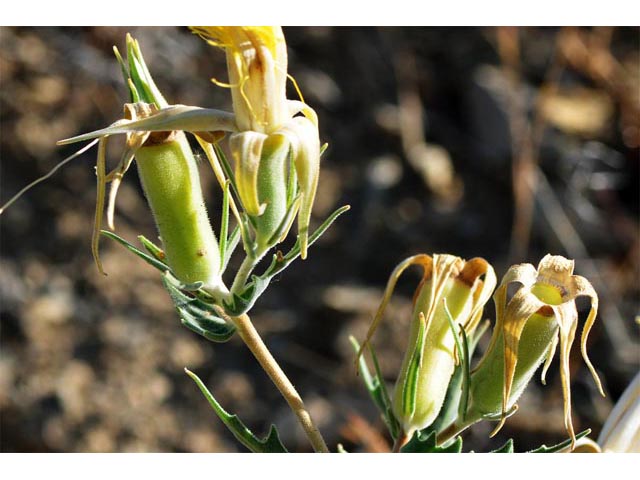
[231,254,260,295]
[436,418,476,446]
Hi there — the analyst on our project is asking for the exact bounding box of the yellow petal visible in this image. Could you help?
[276,116,320,259]
[229,131,268,216]
[356,254,433,364]
[460,257,497,332]
[571,275,605,396]
[553,302,580,448]
[478,262,537,374]
[495,288,546,434]
[537,254,575,289]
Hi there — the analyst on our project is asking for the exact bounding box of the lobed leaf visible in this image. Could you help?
[529,429,591,453]
[185,369,288,453]
[400,429,463,453]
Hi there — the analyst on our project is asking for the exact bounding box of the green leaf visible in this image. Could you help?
[400,429,463,453]
[222,226,241,274]
[126,34,168,108]
[223,274,271,316]
[162,273,235,343]
[433,319,489,434]
[281,204,350,264]
[491,439,514,453]
[185,368,288,453]
[223,204,350,316]
[102,230,169,273]
[214,143,242,213]
[402,313,426,419]
[219,179,231,270]
[138,235,166,262]
[529,429,591,453]
[349,336,401,440]
[265,195,301,247]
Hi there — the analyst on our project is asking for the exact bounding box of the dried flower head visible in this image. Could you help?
[469,254,604,446]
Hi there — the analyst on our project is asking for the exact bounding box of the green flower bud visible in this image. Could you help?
[359,254,496,437]
[466,254,604,448]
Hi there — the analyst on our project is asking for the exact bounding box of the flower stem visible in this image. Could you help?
[232,313,330,453]
[392,430,410,452]
[231,254,258,294]
[436,419,475,446]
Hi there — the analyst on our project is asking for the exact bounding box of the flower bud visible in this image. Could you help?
[466,254,604,447]
[360,254,496,436]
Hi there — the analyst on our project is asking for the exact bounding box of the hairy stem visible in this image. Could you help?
[436,418,475,446]
[232,313,330,453]
[231,254,259,294]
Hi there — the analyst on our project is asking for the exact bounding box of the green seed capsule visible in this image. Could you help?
[135,132,222,292]
[467,311,559,420]
[254,135,289,251]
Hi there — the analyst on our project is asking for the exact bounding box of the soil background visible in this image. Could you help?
[1,26,638,452]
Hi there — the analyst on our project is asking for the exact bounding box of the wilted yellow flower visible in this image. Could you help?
[359,254,496,436]
[468,254,604,447]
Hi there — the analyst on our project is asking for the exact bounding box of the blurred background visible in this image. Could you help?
[0,26,638,452]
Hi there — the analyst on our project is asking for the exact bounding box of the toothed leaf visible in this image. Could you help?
[491,439,515,453]
[185,369,288,453]
[400,429,463,453]
[529,429,591,453]
[163,273,235,343]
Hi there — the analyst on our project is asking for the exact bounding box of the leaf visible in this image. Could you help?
[400,429,463,453]
[218,179,231,269]
[102,230,169,273]
[223,204,350,316]
[349,336,401,440]
[185,368,288,453]
[223,274,272,316]
[433,320,489,434]
[491,439,514,453]
[402,312,426,419]
[222,226,241,274]
[138,234,166,263]
[529,429,591,453]
[162,273,235,343]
